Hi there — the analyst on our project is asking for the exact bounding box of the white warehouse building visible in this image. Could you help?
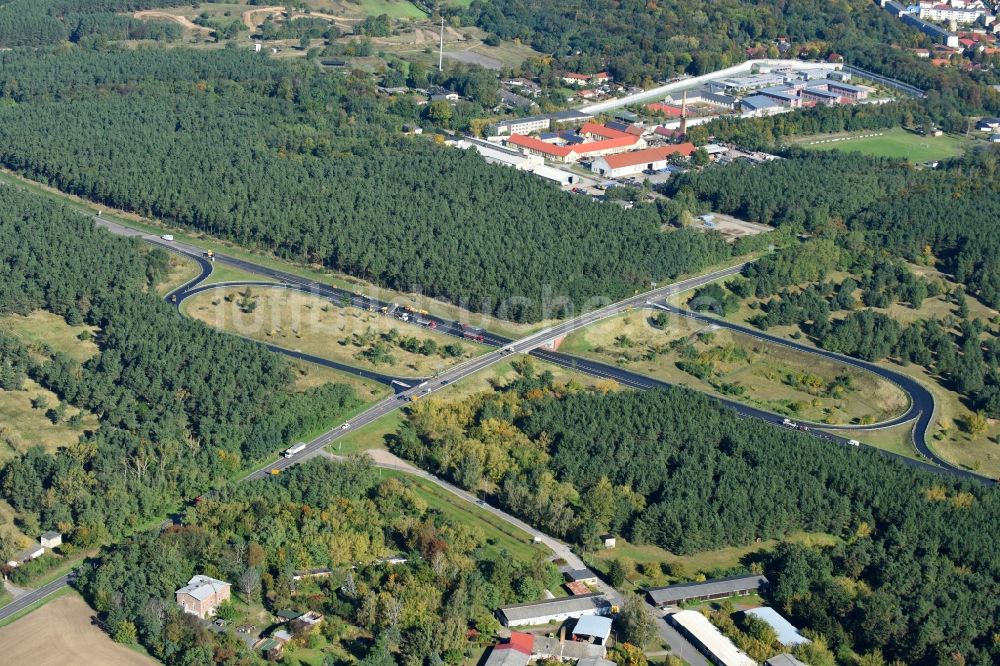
[668,610,756,666]
[497,593,612,627]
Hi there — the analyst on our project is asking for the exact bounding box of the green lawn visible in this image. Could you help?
[352,0,427,19]
[199,262,278,287]
[588,532,840,591]
[798,127,969,162]
[328,409,404,455]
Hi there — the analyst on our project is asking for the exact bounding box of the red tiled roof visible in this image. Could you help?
[505,632,534,655]
[580,122,630,139]
[577,135,641,155]
[625,125,645,136]
[646,102,684,117]
[563,73,590,80]
[507,134,577,157]
[598,143,696,169]
[565,581,591,595]
[508,132,640,158]
[654,126,683,137]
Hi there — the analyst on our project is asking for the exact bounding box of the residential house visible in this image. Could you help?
[483,632,534,666]
[39,532,62,549]
[765,655,810,666]
[175,574,232,619]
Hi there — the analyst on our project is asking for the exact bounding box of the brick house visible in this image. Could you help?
[175,575,231,619]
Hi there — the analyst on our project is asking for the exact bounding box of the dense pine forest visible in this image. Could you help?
[395,369,1000,664]
[0,0,187,46]
[76,457,559,666]
[663,149,1000,308]
[0,184,361,544]
[0,47,728,323]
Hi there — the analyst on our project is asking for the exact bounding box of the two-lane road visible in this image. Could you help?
[0,574,72,623]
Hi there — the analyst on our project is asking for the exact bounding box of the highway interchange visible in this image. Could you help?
[0,213,982,648]
[96,214,972,480]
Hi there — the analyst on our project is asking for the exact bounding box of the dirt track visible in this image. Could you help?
[133,10,212,33]
[0,594,155,666]
[242,5,286,31]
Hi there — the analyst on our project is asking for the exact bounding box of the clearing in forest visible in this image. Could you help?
[183,286,486,377]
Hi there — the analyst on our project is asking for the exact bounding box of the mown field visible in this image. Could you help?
[183,286,487,377]
[796,127,970,162]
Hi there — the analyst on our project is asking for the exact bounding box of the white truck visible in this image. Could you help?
[848,439,861,447]
[284,442,306,458]
[161,234,174,241]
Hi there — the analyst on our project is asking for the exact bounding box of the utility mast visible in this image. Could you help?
[438,17,444,72]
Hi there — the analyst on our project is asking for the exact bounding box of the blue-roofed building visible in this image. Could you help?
[740,95,779,113]
[744,607,810,647]
[572,615,613,645]
[758,86,800,106]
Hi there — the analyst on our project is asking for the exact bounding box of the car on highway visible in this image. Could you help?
[341,423,351,430]
[161,234,174,241]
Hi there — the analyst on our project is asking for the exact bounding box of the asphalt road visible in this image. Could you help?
[655,304,987,481]
[0,573,73,623]
[95,212,988,482]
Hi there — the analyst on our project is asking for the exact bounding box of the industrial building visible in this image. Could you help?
[506,132,645,163]
[743,607,810,647]
[490,114,552,136]
[590,143,696,177]
[900,12,961,47]
[497,593,612,627]
[645,574,769,608]
[453,139,543,170]
[668,610,757,666]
